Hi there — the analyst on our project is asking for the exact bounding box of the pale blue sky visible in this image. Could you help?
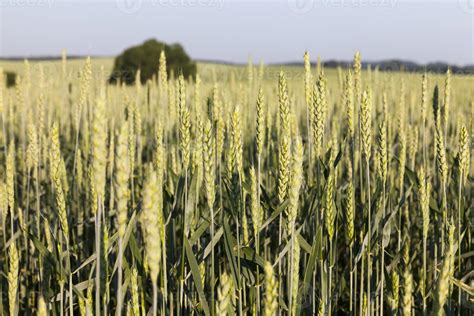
[0,0,473,65]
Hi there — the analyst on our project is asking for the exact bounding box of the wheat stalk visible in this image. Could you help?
[92,88,107,314]
[114,123,130,316]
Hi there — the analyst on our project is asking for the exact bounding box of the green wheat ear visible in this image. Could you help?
[50,123,69,238]
[250,167,262,239]
[360,89,372,162]
[92,89,107,203]
[286,137,303,234]
[457,125,469,185]
[127,267,138,316]
[8,241,19,316]
[353,51,362,103]
[278,71,290,138]
[435,115,448,188]
[402,267,413,316]
[179,106,191,170]
[377,120,387,184]
[312,72,327,156]
[433,222,456,315]
[256,87,265,156]
[158,50,168,98]
[203,119,215,209]
[6,140,15,217]
[278,135,290,204]
[264,262,278,316]
[115,124,130,238]
[142,166,161,283]
[217,272,232,315]
[441,68,451,133]
[345,173,354,247]
[389,270,399,313]
[344,69,354,138]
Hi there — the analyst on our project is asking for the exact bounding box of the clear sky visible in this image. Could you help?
[0,0,473,65]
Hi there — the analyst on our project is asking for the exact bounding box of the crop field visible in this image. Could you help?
[0,53,472,315]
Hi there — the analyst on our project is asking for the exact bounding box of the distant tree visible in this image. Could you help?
[5,72,17,88]
[109,39,196,85]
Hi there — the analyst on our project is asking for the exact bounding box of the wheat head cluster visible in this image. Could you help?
[0,51,472,316]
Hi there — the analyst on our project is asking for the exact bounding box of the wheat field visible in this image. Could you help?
[0,52,472,315]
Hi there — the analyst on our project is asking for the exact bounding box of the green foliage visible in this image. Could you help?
[109,39,196,85]
[5,71,17,88]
